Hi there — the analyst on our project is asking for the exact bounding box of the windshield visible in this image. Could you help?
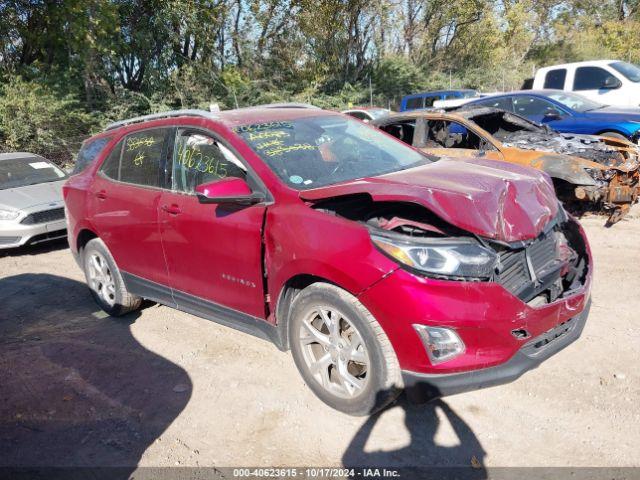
[610,61,640,82]
[0,157,66,190]
[546,91,604,112]
[234,115,431,189]
[460,90,479,98]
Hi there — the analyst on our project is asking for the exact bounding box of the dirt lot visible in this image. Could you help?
[1,210,639,472]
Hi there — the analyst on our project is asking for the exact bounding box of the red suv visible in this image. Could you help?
[64,106,592,415]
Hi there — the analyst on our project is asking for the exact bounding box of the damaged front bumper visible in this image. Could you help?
[357,215,592,398]
[403,299,590,400]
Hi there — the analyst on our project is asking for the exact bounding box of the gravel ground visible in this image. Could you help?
[0,210,638,471]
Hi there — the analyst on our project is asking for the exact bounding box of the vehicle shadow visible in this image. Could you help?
[342,393,486,479]
[0,237,69,258]
[0,273,192,475]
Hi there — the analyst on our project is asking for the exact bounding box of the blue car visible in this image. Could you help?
[400,89,477,112]
[464,90,640,144]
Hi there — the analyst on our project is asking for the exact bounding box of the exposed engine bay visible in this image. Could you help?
[313,194,589,305]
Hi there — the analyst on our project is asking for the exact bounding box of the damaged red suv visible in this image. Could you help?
[64,106,592,415]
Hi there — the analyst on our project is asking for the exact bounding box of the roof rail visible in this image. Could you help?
[237,102,320,110]
[105,109,219,131]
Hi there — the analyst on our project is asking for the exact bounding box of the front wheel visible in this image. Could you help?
[599,131,628,141]
[288,283,402,416]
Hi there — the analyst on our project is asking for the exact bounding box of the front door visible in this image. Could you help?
[418,119,505,161]
[159,128,267,319]
[88,128,171,286]
[571,66,626,105]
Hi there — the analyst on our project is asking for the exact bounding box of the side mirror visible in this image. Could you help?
[602,76,622,90]
[543,110,562,121]
[195,177,265,205]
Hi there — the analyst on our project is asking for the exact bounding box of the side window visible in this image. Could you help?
[425,120,491,150]
[73,136,112,174]
[380,121,415,145]
[474,97,513,111]
[172,130,247,194]
[513,96,561,116]
[99,140,123,180]
[118,129,169,187]
[405,97,423,110]
[423,95,437,107]
[573,67,618,91]
[544,69,567,89]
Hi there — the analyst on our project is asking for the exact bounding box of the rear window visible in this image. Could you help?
[473,97,513,111]
[544,69,567,89]
[73,137,112,174]
[98,129,170,188]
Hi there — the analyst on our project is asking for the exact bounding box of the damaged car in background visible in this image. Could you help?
[65,107,591,415]
[373,107,640,224]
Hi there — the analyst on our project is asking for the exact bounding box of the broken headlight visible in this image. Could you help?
[584,167,616,182]
[371,233,497,279]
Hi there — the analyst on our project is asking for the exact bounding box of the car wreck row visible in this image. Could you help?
[372,107,640,224]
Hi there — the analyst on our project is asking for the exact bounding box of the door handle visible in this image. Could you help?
[161,204,182,215]
[95,190,107,200]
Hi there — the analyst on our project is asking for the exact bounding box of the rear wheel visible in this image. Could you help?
[83,238,142,316]
[288,283,402,416]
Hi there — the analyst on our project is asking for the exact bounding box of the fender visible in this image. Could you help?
[529,154,598,186]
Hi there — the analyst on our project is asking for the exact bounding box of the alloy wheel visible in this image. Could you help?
[87,252,116,307]
[298,307,370,398]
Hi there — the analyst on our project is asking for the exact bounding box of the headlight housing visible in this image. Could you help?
[0,209,20,221]
[371,233,497,280]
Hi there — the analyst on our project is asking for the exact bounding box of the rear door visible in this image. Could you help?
[89,128,171,286]
[158,127,268,319]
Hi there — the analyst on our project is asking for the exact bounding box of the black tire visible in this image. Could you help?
[288,282,402,416]
[83,238,142,316]
[599,131,628,141]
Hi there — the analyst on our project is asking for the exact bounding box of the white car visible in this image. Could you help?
[0,153,68,249]
[532,60,640,107]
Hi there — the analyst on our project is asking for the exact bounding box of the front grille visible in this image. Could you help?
[528,232,557,274]
[496,230,561,301]
[20,207,65,225]
[496,249,530,294]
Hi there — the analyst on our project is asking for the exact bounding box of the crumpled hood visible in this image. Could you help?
[0,180,65,210]
[300,158,559,242]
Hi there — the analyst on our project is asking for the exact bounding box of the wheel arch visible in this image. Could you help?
[594,129,630,140]
[75,228,99,264]
[274,274,344,351]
